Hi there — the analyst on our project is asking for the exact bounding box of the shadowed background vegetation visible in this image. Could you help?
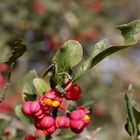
[0,0,140,140]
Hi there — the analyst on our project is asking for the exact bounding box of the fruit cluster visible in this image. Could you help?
[0,63,9,87]
[22,83,90,135]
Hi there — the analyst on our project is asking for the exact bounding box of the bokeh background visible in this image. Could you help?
[0,0,140,140]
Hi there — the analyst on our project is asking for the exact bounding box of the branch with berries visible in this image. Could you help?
[22,85,90,135]
[14,20,140,139]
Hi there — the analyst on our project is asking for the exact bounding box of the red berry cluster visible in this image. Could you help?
[22,83,90,135]
[0,63,9,87]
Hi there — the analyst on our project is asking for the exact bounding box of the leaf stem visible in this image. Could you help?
[0,66,12,103]
[45,135,51,140]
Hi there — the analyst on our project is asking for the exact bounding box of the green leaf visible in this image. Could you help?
[42,64,55,78]
[0,45,10,63]
[67,104,77,111]
[82,100,95,110]
[0,119,9,136]
[58,128,76,139]
[53,40,83,68]
[22,70,37,101]
[16,129,25,138]
[33,78,51,96]
[4,39,26,65]
[15,105,33,125]
[23,93,37,102]
[73,20,140,81]
[53,40,83,86]
[124,85,140,138]
[117,20,140,45]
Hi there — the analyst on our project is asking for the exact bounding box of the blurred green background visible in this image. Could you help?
[0,0,140,140]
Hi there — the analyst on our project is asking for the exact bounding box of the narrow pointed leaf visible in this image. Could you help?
[4,39,26,65]
[33,78,51,96]
[73,20,140,81]
[117,20,140,44]
[124,85,140,138]
[42,64,55,78]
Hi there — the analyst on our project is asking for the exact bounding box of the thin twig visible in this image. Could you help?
[45,134,51,140]
[0,82,10,103]
[0,64,12,103]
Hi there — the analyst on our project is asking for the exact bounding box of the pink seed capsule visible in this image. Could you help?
[30,100,41,114]
[77,106,90,114]
[44,90,57,99]
[70,110,83,120]
[82,115,90,126]
[44,89,63,102]
[39,89,63,108]
[71,126,84,134]
[34,119,42,130]
[65,84,81,101]
[22,101,33,115]
[70,120,84,134]
[43,125,56,135]
[37,114,45,119]
[34,110,44,119]
[55,115,70,128]
[40,115,55,129]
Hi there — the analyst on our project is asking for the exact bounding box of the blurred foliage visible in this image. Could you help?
[0,0,140,140]
[124,85,140,139]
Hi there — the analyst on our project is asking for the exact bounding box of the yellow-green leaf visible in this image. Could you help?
[33,78,51,96]
[22,70,37,101]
